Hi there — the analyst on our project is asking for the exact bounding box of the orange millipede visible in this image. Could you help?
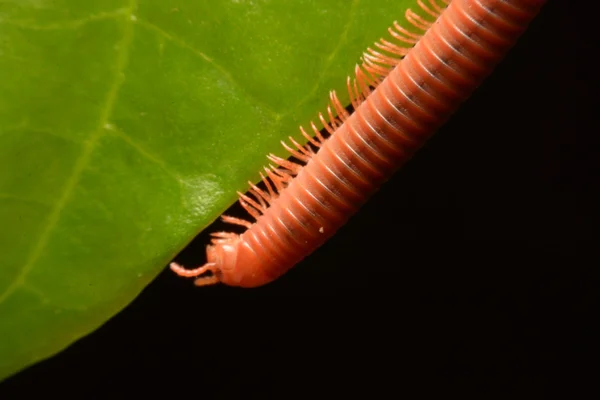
[170,0,547,288]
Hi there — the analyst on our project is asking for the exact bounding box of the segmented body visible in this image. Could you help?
[171,0,547,288]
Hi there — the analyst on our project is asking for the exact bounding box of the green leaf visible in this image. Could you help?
[0,0,417,380]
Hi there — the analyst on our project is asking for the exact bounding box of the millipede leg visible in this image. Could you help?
[221,215,253,229]
[194,275,221,286]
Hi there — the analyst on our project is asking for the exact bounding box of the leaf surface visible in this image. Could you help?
[0,0,415,380]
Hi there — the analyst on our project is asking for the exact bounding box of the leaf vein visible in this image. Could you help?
[0,123,81,145]
[109,127,183,183]
[284,0,360,118]
[0,8,129,31]
[137,18,281,120]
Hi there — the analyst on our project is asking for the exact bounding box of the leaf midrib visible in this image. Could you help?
[0,0,362,304]
[0,0,138,305]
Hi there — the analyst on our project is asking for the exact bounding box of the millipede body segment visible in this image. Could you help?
[171,0,547,288]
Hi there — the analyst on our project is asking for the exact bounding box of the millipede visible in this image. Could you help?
[170,0,547,288]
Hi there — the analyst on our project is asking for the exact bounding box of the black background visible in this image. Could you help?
[1,0,593,396]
